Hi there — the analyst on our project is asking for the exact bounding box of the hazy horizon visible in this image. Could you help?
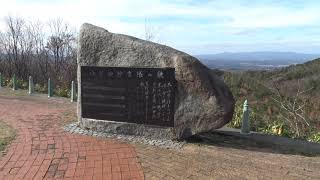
[194,51,320,56]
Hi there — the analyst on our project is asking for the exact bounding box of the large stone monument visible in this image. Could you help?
[77,23,235,139]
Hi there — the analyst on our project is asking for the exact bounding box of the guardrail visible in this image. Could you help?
[0,73,77,102]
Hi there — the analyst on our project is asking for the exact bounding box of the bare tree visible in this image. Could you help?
[0,31,5,68]
[46,19,76,72]
[0,15,78,91]
[46,18,76,82]
[144,18,155,41]
[27,20,49,82]
[2,16,46,79]
[1,16,26,77]
[144,17,166,45]
[270,80,312,137]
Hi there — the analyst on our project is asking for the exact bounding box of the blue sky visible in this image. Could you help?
[1,0,320,55]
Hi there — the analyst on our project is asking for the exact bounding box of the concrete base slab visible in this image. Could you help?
[80,118,176,140]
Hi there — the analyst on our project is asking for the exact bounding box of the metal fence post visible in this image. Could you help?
[0,72,2,88]
[71,81,75,102]
[28,76,33,94]
[12,74,17,90]
[241,99,250,134]
[48,78,52,98]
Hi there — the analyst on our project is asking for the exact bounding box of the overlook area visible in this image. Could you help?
[1,0,320,179]
[0,88,320,179]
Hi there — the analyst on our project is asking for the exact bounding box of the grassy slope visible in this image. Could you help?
[222,58,320,140]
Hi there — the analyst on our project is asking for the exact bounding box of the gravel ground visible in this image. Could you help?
[64,123,185,149]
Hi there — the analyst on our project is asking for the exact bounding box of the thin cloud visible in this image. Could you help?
[0,0,319,54]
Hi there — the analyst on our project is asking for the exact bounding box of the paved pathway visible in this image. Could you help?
[0,96,144,180]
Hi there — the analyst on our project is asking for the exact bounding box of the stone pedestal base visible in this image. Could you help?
[79,118,176,140]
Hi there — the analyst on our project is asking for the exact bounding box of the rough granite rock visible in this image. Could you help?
[77,23,235,139]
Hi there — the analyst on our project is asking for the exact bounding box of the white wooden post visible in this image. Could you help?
[48,78,52,98]
[28,76,33,94]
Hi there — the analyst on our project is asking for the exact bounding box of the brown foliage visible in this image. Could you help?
[0,16,77,87]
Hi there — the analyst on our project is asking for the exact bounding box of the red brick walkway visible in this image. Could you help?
[0,96,144,180]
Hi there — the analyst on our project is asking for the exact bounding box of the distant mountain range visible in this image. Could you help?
[196,52,320,61]
[195,52,320,70]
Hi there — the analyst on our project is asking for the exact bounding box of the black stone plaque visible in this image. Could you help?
[81,66,176,127]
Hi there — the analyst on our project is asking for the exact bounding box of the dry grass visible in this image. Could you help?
[0,87,28,97]
[0,120,15,155]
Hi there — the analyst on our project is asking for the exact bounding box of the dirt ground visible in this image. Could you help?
[0,88,320,179]
[135,140,320,179]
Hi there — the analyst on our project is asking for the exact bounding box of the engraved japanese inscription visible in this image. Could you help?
[81,66,176,127]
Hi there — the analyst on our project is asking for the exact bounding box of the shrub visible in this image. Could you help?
[4,77,27,89]
[54,85,70,97]
[16,79,28,89]
[308,132,320,143]
[259,120,291,137]
[34,83,46,93]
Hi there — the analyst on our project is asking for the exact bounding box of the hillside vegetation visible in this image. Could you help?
[223,58,320,142]
[0,16,77,97]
